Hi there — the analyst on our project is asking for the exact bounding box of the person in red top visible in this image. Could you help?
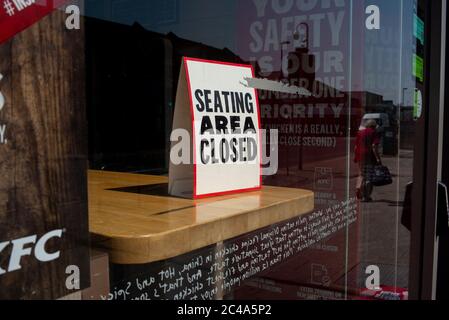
[354,119,382,202]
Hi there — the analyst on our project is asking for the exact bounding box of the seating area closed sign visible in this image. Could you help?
[169,57,262,199]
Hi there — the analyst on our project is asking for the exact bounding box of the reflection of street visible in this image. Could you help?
[305,148,413,291]
[354,149,413,289]
[262,148,413,296]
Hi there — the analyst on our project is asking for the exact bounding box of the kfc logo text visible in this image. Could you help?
[0,229,63,275]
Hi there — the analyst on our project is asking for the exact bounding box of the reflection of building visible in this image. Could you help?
[287,47,316,92]
[86,18,244,173]
[351,91,398,124]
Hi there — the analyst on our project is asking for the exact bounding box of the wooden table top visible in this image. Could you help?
[88,170,314,264]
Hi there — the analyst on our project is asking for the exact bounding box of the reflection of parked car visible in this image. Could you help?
[359,113,397,156]
[359,113,391,131]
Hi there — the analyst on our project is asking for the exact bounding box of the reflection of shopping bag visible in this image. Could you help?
[371,165,393,187]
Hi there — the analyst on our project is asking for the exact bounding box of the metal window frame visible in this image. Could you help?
[409,0,446,300]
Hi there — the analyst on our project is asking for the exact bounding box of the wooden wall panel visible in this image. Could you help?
[0,8,89,300]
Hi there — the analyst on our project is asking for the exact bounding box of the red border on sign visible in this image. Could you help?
[183,57,263,199]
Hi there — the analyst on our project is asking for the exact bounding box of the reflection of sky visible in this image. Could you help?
[86,0,418,105]
[86,0,239,50]
[363,0,416,105]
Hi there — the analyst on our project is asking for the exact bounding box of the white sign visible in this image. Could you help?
[169,57,262,199]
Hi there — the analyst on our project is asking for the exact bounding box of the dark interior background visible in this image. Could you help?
[85,17,243,174]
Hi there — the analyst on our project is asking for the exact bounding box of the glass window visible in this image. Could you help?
[0,0,434,301]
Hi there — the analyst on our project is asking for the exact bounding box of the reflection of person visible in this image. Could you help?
[354,119,382,202]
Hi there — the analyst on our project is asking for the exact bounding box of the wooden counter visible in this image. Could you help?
[88,170,314,264]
